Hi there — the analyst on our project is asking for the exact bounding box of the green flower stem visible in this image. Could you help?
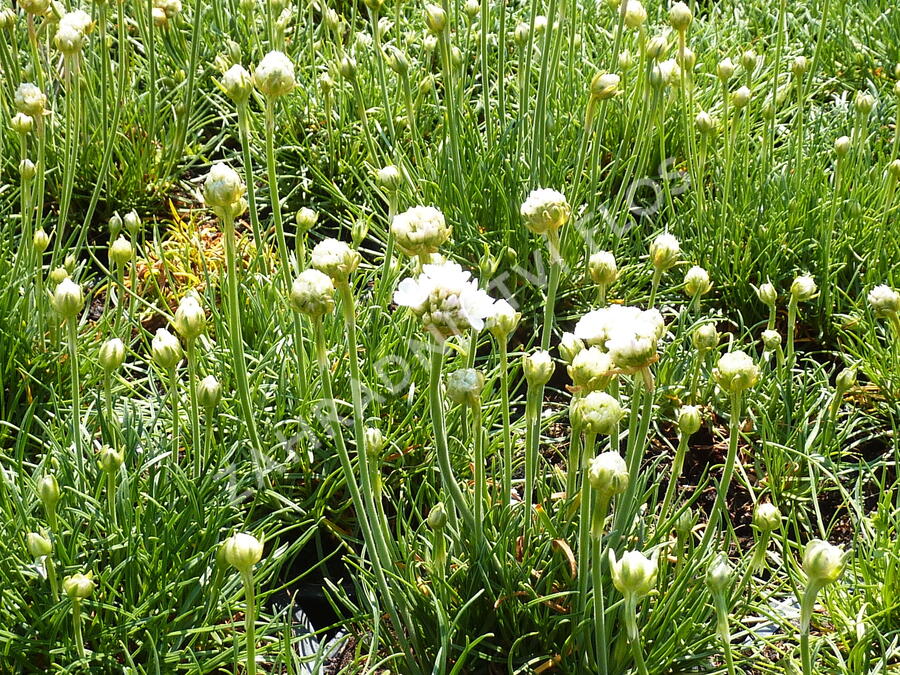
[576,431,597,627]
[314,319,419,673]
[168,0,203,173]
[367,6,396,144]
[799,582,823,675]
[437,13,464,190]
[350,78,379,163]
[648,268,662,308]
[399,69,424,166]
[32,116,46,237]
[114,266,125,335]
[54,61,81,263]
[499,339,513,502]
[264,99,293,286]
[221,209,265,471]
[169,367,180,460]
[687,350,703,405]
[72,598,85,660]
[107,469,118,530]
[623,594,649,675]
[374,189,399,310]
[540,231,562,351]
[479,0,492,149]
[821,154,844,313]
[186,340,202,475]
[713,592,737,675]
[530,0,560,183]
[565,417,582,510]
[67,319,84,487]
[236,104,265,273]
[35,256,45,346]
[699,391,741,552]
[45,555,59,601]
[240,570,257,675]
[471,400,486,540]
[522,382,541,541]
[659,431,689,522]
[591,495,611,675]
[786,296,798,368]
[430,339,477,539]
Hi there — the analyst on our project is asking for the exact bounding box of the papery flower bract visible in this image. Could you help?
[520,188,571,236]
[151,328,183,371]
[391,206,451,258]
[14,83,47,117]
[572,391,624,435]
[63,572,95,599]
[588,251,618,286]
[394,261,495,340]
[173,294,206,341]
[568,347,613,393]
[51,278,84,320]
[485,298,520,341]
[59,9,92,33]
[609,549,657,599]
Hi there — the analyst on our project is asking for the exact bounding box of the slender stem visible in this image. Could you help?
[499,340,513,501]
[577,431,597,626]
[624,595,649,675]
[241,571,257,675]
[222,210,265,471]
[264,99,293,286]
[107,470,118,530]
[591,497,610,674]
[472,402,485,537]
[786,297,798,368]
[799,583,822,675]
[659,431,689,522]
[714,593,737,675]
[67,319,84,487]
[72,599,85,660]
[237,104,265,272]
[187,340,202,475]
[699,392,741,551]
[648,268,662,308]
[46,556,59,601]
[169,367,179,460]
[541,231,562,351]
[523,383,541,540]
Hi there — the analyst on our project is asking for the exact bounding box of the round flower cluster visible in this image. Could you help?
[311,239,360,285]
[14,83,47,117]
[253,51,296,98]
[573,305,665,372]
[289,269,336,318]
[390,206,452,258]
[394,261,496,341]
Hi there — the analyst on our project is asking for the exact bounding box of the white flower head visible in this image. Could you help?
[867,284,899,317]
[203,162,245,210]
[650,233,680,271]
[574,305,664,372]
[221,64,253,104]
[390,206,452,258]
[394,261,495,341]
[289,269,335,318]
[714,350,759,393]
[589,251,618,286]
[14,83,47,117]
[59,9,92,33]
[485,298,520,340]
[311,238,361,284]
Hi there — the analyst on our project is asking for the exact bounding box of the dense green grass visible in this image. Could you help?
[1,0,899,672]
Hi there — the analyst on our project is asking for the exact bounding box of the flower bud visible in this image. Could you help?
[289,269,336,317]
[587,451,628,497]
[752,502,781,532]
[790,275,817,303]
[835,366,856,392]
[15,83,47,117]
[761,329,781,351]
[11,112,34,134]
[311,238,361,284]
[589,251,618,286]
[802,539,847,586]
[97,445,124,473]
[203,163,245,210]
[33,228,50,253]
[427,502,447,529]
[49,267,69,286]
[221,63,253,105]
[37,474,60,512]
[572,391,624,435]
[108,212,123,239]
[706,553,733,594]
[99,338,126,372]
[464,0,479,18]
[520,188,570,236]
[425,4,446,33]
[197,375,222,410]
[51,277,84,320]
[693,323,719,353]
[568,347,613,393]
[63,572,95,600]
[853,91,875,116]
[26,532,53,558]
[731,85,751,109]
[0,7,14,27]
[446,368,485,407]
[609,549,657,599]
[385,46,409,75]
[513,22,529,47]
[253,51,296,98]
[740,49,756,72]
[618,50,633,70]
[377,164,403,191]
[695,110,715,135]
[668,1,692,31]
[391,205,451,258]
[124,209,141,235]
[109,235,133,267]
[151,328,183,370]
[714,350,759,393]
[650,233,680,271]
[675,506,694,539]
[683,266,711,297]
[590,72,620,100]
[756,282,777,307]
[365,427,386,456]
[791,55,808,77]
[867,284,900,317]
[486,299,520,341]
[623,0,646,28]
[173,294,206,341]
[716,57,735,82]
[558,332,585,364]
[888,160,900,181]
[523,350,554,386]
[677,46,696,71]
[19,159,36,180]
[677,405,701,436]
[834,135,851,157]
[645,34,669,60]
[295,207,318,233]
[222,532,264,575]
